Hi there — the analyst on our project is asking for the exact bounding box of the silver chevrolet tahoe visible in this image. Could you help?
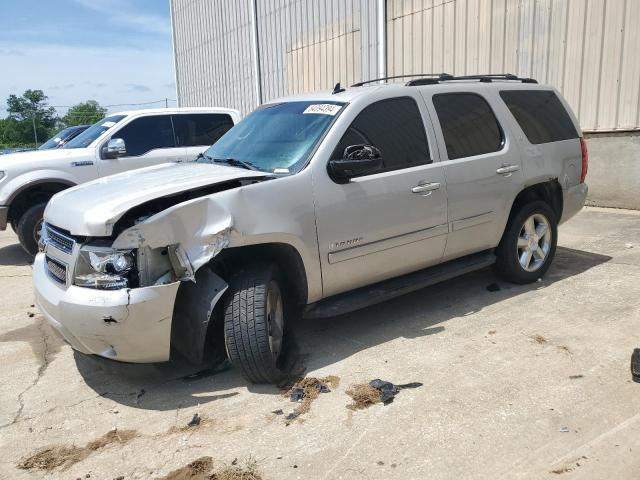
[33,74,588,384]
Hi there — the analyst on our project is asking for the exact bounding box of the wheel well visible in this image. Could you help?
[509,180,563,224]
[8,182,72,225]
[212,243,309,306]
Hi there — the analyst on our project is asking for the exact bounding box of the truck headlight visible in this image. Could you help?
[74,247,136,290]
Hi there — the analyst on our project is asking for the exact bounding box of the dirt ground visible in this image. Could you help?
[0,206,639,480]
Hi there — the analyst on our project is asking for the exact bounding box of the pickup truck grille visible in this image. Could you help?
[44,224,75,254]
[45,256,67,284]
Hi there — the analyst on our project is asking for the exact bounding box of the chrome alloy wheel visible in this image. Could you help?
[266,280,284,358]
[517,213,552,272]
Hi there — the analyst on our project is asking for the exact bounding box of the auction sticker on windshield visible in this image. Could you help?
[303,104,342,115]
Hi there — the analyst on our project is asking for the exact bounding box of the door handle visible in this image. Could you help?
[411,182,441,195]
[496,164,520,176]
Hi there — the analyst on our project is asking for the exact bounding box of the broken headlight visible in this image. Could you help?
[74,246,136,290]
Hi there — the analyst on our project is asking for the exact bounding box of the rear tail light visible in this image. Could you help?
[580,137,588,183]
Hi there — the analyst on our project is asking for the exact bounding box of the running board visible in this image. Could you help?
[304,250,496,319]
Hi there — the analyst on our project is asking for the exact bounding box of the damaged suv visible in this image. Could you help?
[34,74,588,384]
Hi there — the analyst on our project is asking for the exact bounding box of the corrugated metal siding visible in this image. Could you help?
[171,0,258,115]
[172,0,383,115]
[172,0,639,130]
[256,0,383,102]
[386,0,640,131]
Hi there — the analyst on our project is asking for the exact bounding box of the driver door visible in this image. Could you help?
[98,115,186,176]
[312,94,448,298]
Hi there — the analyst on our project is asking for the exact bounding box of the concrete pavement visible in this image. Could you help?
[0,206,639,479]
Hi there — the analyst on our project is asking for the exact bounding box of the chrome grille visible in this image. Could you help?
[45,224,75,254]
[45,256,67,284]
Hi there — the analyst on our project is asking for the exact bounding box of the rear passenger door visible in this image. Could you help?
[313,94,448,297]
[98,115,185,177]
[173,113,235,160]
[422,90,523,260]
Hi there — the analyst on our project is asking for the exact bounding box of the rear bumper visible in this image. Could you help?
[560,183,588,224]
[0,206,7,230]
[33,253,180,363]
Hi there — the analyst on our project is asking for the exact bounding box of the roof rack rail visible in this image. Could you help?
[351,73,537,87]
[351,73,452,87]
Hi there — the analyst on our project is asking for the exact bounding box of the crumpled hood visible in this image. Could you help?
[45,162,267,236]
[0,147,92,170]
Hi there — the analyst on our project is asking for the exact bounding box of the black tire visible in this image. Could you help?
[495,200,558,284]
[16,203,46,256]
[223,262,287,384]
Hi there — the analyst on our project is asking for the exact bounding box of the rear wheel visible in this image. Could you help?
[495,200,557,284]
[223,262,287,384]
[16,203,46,256]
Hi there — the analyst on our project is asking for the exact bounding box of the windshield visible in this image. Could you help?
[63,115,126,149]
[39,127,80,150]
[200,101,345,173]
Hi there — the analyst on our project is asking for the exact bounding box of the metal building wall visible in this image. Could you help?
[171,0,258,115]
[256,0,382,99]
[172,0,384,115]
[386,0,640,132]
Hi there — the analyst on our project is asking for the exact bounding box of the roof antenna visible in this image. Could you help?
[332,82,346,94]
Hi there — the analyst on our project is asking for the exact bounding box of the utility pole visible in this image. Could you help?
[31,112,38,148]
[165,98,168,108]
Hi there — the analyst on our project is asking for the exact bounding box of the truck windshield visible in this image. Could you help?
[200,101,345,173]
[63,115,126,149]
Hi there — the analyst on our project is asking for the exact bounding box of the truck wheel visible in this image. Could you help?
[223,262,287,384]
[16,203,46,256]
[495,200,557,284]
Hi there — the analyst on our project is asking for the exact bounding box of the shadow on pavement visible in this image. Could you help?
[74,246,610,411]
[0,242,32,266]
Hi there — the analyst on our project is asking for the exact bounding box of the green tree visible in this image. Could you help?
[6,89,57,146]
[62,100,107,127]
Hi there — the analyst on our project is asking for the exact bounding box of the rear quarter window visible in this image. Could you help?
[432,93,503,160]
[499,90,578,144]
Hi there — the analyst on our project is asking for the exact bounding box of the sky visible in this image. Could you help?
[0,0,176,117]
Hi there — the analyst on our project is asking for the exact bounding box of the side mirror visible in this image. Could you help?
[104,138,126,159]
[328,144,383,183]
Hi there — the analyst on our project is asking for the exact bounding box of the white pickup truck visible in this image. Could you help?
[0,107,239,254]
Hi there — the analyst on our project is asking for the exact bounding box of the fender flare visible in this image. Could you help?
[6,178,76,205]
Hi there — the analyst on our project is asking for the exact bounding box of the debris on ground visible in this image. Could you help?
[569,375,584,379]
[271,409,284,415]
[158,456,213,480]
[188,413,202,427]
[559,426,570,433]
[486,283,501,292]
[283,376,339,424]
[346,379,423,410]
[17,429,137,471]
[488,330,497,335]
[158,457,262,480]
[530,334,547,344]
[631,348,640,383]
[169,413,211,433]
[557,345,572,354]
[550,456,588,475]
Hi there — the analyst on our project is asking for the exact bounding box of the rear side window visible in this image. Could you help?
[500,90,578,144]
[332,97,431,174]
[433,93,503,160]
[173,113,234,147]
[115,115,175,156]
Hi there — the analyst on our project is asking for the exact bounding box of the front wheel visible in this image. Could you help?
[16,203,46,256]
[495,200,558,284]
[223,262,287,384]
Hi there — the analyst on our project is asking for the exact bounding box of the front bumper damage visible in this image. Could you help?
[33,254,180,363]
